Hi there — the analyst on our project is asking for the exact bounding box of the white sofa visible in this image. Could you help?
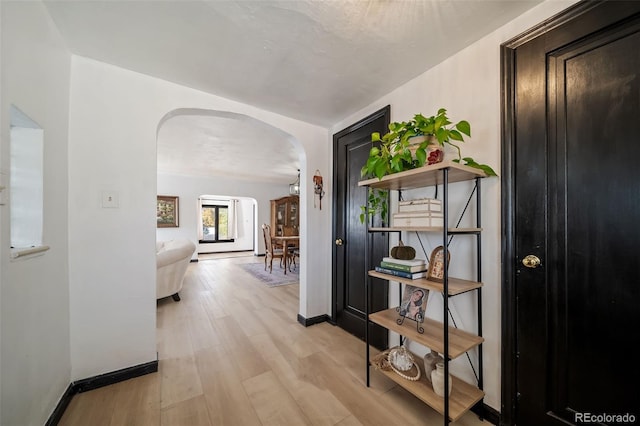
[156,239,196,301]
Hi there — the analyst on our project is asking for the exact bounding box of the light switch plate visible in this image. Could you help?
[101,191,119,208]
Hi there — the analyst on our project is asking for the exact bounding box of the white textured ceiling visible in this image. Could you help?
[157,110,299,183]
[43,0,542,182]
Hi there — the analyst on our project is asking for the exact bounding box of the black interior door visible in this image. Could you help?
[502,2,640,425]
[333,106,389,350]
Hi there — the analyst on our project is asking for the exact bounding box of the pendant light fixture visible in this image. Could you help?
[289,169,300,195]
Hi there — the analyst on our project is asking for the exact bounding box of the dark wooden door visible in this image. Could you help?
[502,2,640,425]
[333,106,389,350]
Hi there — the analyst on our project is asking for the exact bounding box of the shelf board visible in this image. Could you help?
[371,351,484,422]
[368,227,481,234]
[358,161,486,190]
[368,271,482,296]
[369,309,483,359]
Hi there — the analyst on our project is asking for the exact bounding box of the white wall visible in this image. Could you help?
[0,2,72,425]
[157,173,291,256]
[68,56,330,380]
[330,0,579,412]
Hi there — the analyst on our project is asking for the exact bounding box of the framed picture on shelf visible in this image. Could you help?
[157,195,179,228]
[427,245,450,282]
[398,285,429,323]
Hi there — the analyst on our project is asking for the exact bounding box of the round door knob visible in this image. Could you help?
[335,238,344,246]
[522,255,541,268]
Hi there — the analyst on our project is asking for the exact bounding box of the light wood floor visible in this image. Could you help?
[58,256,489,426]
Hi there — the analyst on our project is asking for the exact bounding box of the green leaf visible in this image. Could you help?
[456,120,471,137]
[457,157,498,177]
[371,132,381,142]
[374,161,386,180]
[479,164,498,176]
[389,156,399,170]
[448,129,464,141]
[415,147,426,166]
[364,156,377,173]
[401,129,417,142]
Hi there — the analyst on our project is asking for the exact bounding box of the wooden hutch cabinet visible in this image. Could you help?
[270,195,299,237]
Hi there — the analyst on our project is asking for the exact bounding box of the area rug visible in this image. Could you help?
[238,261,299,287]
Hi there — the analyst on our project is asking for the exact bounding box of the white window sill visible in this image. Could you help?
[11,245,50,260]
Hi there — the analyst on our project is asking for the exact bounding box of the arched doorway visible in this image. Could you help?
[155,107,306,303]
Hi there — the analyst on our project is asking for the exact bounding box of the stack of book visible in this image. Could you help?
[392,198,444,227]
[375,257,427,279]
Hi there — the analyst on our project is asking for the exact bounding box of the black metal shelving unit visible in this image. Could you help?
[360,162,485,425]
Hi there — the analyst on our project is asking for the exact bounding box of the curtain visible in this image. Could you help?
[197,197,204,240]
[228,199,238,239]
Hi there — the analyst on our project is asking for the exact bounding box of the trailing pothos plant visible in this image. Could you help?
[359,108,497,224]
[359,187,389,226]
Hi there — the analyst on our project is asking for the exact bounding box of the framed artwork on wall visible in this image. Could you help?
[157,195,179,228]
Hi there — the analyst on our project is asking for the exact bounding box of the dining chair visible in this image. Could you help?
[262,224,285,273]
[282,226,299,271]
[288,244,300,271]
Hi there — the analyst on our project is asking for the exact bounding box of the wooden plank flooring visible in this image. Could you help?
[59,256,490,425]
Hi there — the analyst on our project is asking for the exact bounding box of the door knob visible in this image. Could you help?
[335,238,344,246]
[522,255,541,268]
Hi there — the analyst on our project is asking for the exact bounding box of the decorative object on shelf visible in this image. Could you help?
[370,347,393,371]
[398,198,442,213]
[360,108,497,180]
[391,240,416,260]
[313,169,325,209]
[389,345,413,370]
[376,256,427,279]
[426,136,445,165]
[371,346,421,381]
[157,195,179,228]
[394,197,444,227]
[289,169,300,195]
[359,109,497,224]
[431,361,453,397]
[397,284,429,333]
[380,256,427,273]
[393,211,444,227]
[427,245,451,283]
[407,134,445,165]
[375,265,427,280]
[423,350,444,383]
[388,346,422,381]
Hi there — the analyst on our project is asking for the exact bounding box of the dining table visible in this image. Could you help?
[272,235,299,274]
